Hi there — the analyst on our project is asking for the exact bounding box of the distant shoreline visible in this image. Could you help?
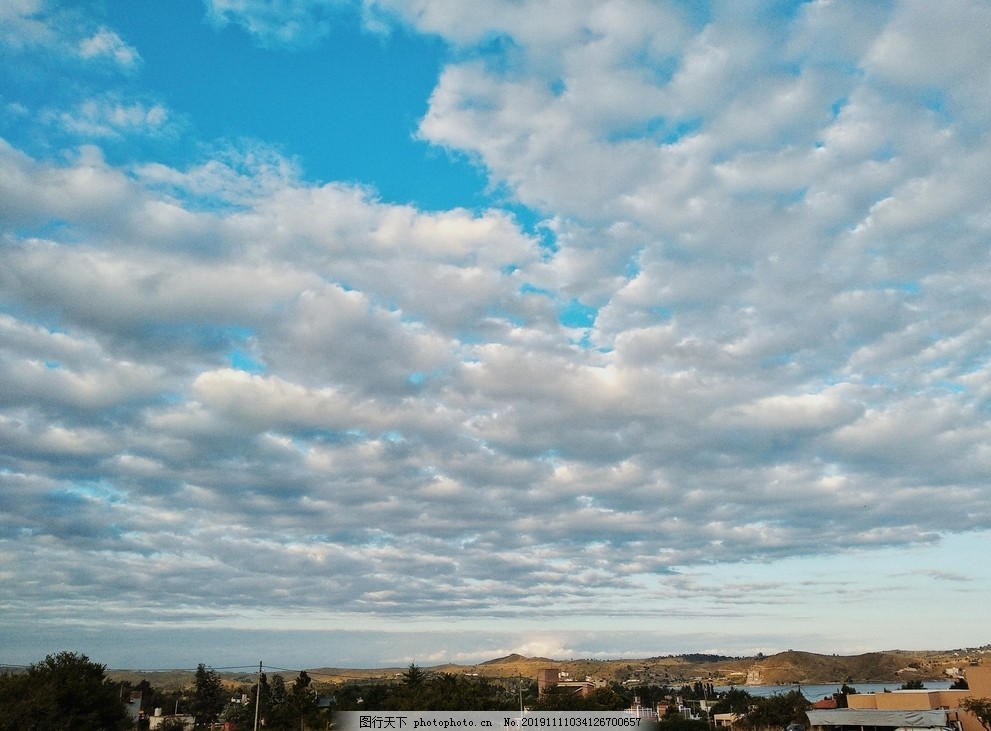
[716,681,956,700]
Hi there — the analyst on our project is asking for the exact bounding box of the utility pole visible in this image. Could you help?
[254,661,262,731]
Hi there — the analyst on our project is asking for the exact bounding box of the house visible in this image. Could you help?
[537,668,607,697]
[807,666,990,731]
[714,713,742,728]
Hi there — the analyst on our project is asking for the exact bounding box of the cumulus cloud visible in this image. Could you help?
[1,1,139,66]
[78,26,141,68]
[3,0,991,664]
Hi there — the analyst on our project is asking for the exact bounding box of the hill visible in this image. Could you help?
[107,647,989,691]
[304,647,986,687]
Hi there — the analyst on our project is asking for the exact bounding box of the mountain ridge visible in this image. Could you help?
[106,647,989,690]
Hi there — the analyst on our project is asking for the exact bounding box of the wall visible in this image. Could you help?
[836,666,989,731]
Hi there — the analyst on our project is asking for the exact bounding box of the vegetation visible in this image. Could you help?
[155,719,189,731]
[0,651,131,731]
[0,651,336,731]
[322,665,814,730]
[332,664,531,711]
[104,648,983,690]
[122,677,183,718]
[960,698,991,731]
[740,689,811,730]
[530,686,627,711]
[2,648,978,730]
[189,663,227,727]
[223,670,328,730]
[711,687,752,716]
[709,687,812,731]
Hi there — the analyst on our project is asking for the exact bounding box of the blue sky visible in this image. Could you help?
[2,0,991,670]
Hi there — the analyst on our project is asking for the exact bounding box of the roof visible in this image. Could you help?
[807,709,949,728]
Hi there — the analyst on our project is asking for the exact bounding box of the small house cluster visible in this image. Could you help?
[806,665,991,731]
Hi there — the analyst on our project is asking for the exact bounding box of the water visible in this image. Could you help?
[714,681,955,701]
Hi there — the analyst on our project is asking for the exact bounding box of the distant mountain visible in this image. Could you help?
[107,647,989,691]
[481,654,554,665]
[296,648,983,686]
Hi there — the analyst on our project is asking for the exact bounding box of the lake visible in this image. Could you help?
[714,681,955,701]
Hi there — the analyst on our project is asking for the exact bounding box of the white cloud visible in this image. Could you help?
[1,2,139,69]
[203,0,349,46]
[0,0,56,51]
[4,0,991,664]
[78,26,141,67]
[57,97,169,138]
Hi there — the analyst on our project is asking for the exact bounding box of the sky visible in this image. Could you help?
[2,0,991,672]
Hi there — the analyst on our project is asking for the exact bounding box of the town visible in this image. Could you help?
[3,648,991,731]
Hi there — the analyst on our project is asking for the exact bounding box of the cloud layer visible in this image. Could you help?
[2,0,990,665]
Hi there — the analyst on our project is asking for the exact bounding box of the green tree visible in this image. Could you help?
[533,686,626,711]
[268,673,290,727]
[960,698,991,731]
[265,673,321,730]
[740,690,810,731]
[222,684,255,730]
[403,663,425,687]
[288,670,322,730]
[188,663,226,728]
[712,687,753,715]
[900,679,925,690]
[0,651,130,731]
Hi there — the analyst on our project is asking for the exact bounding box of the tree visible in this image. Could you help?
[900,679,925,690]
[222,684,256,730]
[712,687,753,715]
[188,663,226,728]
[532,686,626,711]
[289,670,322,730]
[0,651,130,731]
[740,690,810,731]
[265,673,318,730]
[403,663,425,687]
[961,698,991,731]
[269,673,290,725]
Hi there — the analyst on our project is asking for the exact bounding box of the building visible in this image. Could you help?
[537,668,607,697]
[714,713,743,728]
[625,695,659,720]
[807,666,991,731]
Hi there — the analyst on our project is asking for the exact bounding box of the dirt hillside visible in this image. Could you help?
[108,647,989,691]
